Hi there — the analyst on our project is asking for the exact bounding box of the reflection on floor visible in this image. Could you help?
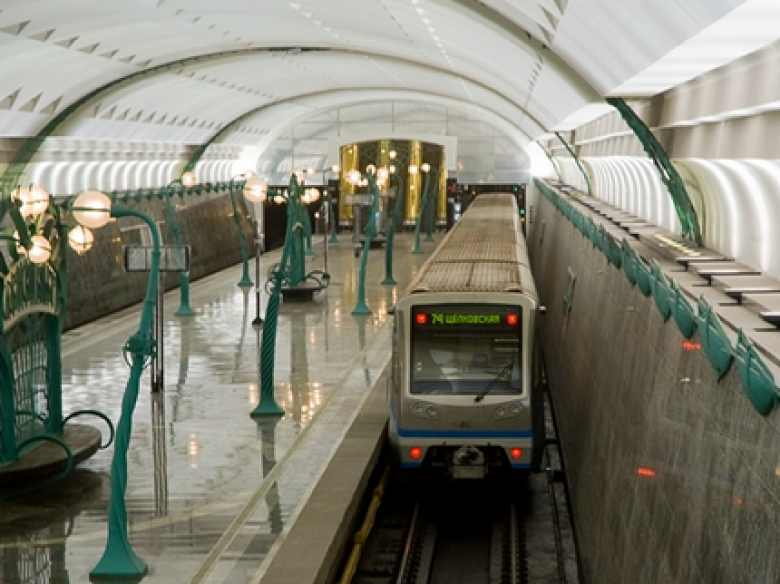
[0,233,433,583]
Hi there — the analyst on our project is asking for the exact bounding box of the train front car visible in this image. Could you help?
[389,193,543,479]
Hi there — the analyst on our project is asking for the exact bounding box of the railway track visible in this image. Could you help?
[340,367,579,584]
[343,459,577,584]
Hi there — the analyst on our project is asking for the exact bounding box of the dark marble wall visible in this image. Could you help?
[529,194,780,583]
[64,191,256,329]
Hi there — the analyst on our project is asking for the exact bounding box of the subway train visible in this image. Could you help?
[388,192,545,478]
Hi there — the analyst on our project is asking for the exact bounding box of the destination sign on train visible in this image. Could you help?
[415,312,518,325]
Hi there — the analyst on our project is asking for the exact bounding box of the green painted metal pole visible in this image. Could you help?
[535,140,563,182]
[554,132,593,196]
[411,170,431,255]
[229,179,254,288]
[324,170,339,243]
[48,203,68,432]
[251,275,285,418]
[90,206,159,580]
[382,173,405,286]
[352,174,380,316]
[303,204,313,256]
[424,169,438,242]
[162,183,195,316]
[606,97,703,246]
[288,176,307,287]
[251,181,308,418]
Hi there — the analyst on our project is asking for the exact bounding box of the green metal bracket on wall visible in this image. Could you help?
[554,132,592,196]
[697,296,734,380]
[669,280,697,339]
[606,97,702,246]
[734,330,779,416]
[649,260,672,321]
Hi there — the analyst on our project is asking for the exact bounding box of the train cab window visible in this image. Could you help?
[410,304,522,395]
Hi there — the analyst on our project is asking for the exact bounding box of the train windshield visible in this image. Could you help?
[410,304,522,395]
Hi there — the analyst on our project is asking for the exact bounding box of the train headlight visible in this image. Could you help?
[493,402,524,419]
[410,401,439,419]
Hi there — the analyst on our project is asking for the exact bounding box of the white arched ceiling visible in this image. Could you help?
[2,0,776,236]
[677,159,780,278]
[193,91,534,182]
[556,156,677,231]
[560,155,780,281]
[0,0,759,142]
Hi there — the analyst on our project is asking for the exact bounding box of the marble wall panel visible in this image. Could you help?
[528,192,780,584]
[65,191,256,329]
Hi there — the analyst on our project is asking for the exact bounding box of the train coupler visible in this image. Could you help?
[451,445,487,479]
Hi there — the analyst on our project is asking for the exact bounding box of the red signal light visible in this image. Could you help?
[415,313,427,325]
[507,314,518,325]
[410,447,423,459]
[637,467,656,477]
[510,448,522,459]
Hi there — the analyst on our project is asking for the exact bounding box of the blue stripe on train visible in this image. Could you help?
[400,461,534,469]
[396,428,535,439]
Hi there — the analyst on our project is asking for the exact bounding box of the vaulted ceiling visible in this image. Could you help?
[0,0,772,188]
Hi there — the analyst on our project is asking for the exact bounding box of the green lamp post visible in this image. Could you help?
[162,172,196,316]
[249,172,328,418]
[323,165,340,243]
[70,191,161,581]
[424,165,439,242]
[250,174,297,418]
[228,171,255,289]
[411,163,432,255]
[244,176,268,329]
[347,167,381,316]
[381,165,406,286]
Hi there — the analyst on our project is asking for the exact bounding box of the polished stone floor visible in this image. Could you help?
[0,233,433,583]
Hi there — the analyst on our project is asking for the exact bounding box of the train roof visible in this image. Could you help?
[402,193,538,301]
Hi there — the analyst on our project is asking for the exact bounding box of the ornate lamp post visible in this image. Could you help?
[347,166,382,316]
[162,171,196,316]
[250,173,300,418]
[411,163,433,254]
[228,170,256,289]
[243,176,268,329]
[323,164,340,244]
[381,164,407,286]
[72,191,162,580]
[424,164,439,242]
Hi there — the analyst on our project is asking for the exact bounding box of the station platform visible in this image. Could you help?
[0,233,434,584]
